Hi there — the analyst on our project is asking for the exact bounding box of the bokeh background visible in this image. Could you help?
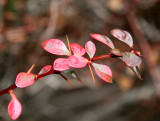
[0,0,160,121]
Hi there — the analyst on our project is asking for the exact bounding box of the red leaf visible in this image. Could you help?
[91,33,115,49]
[70,43,86,56]
[15,72,35,88]
[54,58,71,71]
[39,65,52,75]
[111,29,133,48]
[41,39,70,56]
[123,52,142,67]
[68,55,88,68]
[8,91,22,120]
[85,41,96,58]
[92,63,112,83]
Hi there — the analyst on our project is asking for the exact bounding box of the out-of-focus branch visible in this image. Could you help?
[40,0,59,41]
[66,84,154,121]
[126,10,160,97]
[0,0,8,39]
[26,0,59,65]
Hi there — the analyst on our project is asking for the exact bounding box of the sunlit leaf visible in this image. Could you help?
[68,55,88,68]
[8,91,22,120]
[70,43,86,56]
[91,33,115,49]
[92,63,112,83]
[15,72,35,88]
[54,58,71,71]
[111,29,133,48]
[123,52,142,67]
[110,48,123,56]
[85,41,96,58]
[38,65,52,75]
[41,39,70,56]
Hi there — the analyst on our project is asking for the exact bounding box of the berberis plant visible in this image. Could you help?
[0,29,142,120]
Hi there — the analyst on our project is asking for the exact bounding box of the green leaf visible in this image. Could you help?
[65,70,82,83]
[110,48,123,56]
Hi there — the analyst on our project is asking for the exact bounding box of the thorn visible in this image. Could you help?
[66,79,74,87]
[63,72,83,84]
[8,90,13,96]
[27,64,35,74]
[66,35,72,56]
[59,73,74,87]
[88,63,96,84]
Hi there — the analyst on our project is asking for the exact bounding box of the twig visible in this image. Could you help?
[126,10,160,97]
[40,0,59,41]
[0,84,16,96]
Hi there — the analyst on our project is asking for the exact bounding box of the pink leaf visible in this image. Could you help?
[8,91,22,120]
[39,65,52,75]
[119,57,142,79]
[65,70,82,83]
[41,39,70,56]
[68,55,88,68]
[70,43,86,56]
[54,58,71,71]
[92,63,112,83]
[111,29,133,48]
[85,41,96,58]
[15,72,35,88]
[122,52,142,67]
[91,33,115,49]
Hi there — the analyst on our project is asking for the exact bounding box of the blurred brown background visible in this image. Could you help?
[0,0,160,121]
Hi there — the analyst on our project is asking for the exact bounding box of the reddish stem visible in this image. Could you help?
[126,9,160,97]
[36,69,56,79]
[0,53,120,96]
[0,84,16,96]
[91,54,120,61]
[0,69,56,96]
